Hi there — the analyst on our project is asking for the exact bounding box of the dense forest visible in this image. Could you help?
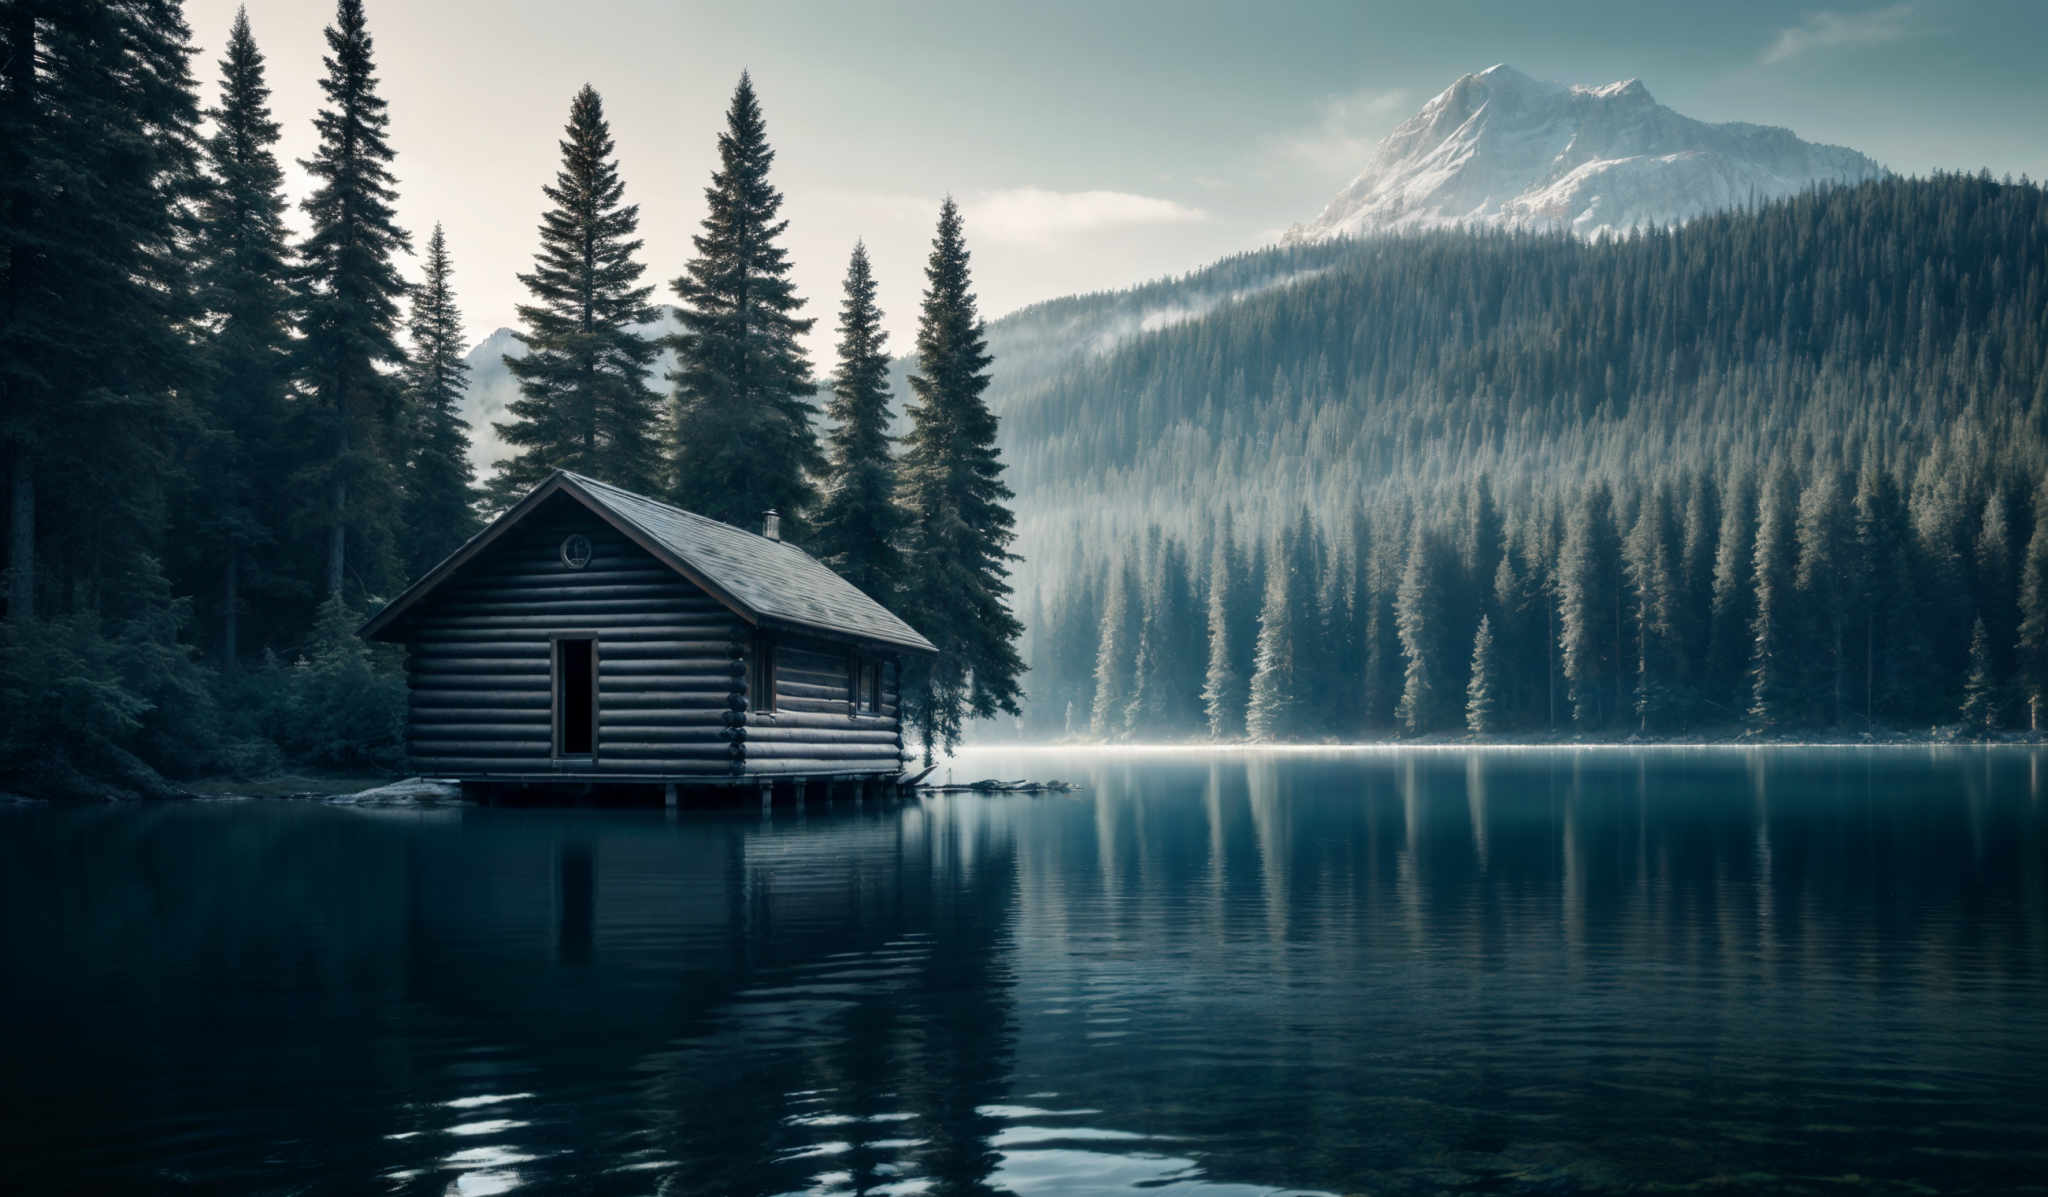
[1006,175,2048,740]
[0,0,1021,796]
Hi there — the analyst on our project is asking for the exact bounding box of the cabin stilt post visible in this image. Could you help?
[759,780,772,813]
[663,782,677,810]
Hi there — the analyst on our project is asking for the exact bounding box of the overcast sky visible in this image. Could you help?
[184,0,2048,358]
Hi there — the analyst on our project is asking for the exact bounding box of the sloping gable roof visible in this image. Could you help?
[361,471,936,653]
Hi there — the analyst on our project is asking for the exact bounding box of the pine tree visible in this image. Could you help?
[1245,532,1298,742]
[1853,464,1914,725]
[2,0,203,626]
[1708,466,1759,716]
[1394,524,1443,734]
[1200,515,1241,739]
[1748,465,1800,729]
[1961,615,1998,732]
[897,198,1025,760]
[668,73,820,530]
[1090,559,1137,739]
[1973,492,2016,693]
[295,0,410,602]
[1794,471,1854,725]
[399,224,477,577]
[1558,485,1623,728]
[490,85,662,500]
[183,6,295,666]
[1623,488,1680,731]
[1466,613,1500,734]
[2017,482,2048,730]
[811,242,903,603]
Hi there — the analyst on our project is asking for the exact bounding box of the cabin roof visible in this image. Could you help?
[360,471,937,654]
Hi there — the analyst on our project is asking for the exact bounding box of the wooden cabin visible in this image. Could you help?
[360,471,936,802]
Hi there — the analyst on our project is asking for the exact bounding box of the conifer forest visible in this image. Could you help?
[0,0,1019,795]
[6,1,2048,801]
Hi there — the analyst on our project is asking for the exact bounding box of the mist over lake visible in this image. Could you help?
[5,747,2045,1194]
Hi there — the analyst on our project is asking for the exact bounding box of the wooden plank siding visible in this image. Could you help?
[744,635,905,775]
[403,497,747,778]
[397,493,906,782]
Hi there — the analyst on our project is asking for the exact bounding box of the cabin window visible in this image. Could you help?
[850,655,881,714]
[749,634,777,715]
[554,637,597,756]
[851,655,876,709]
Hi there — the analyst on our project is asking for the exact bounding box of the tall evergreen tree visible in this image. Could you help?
[1090,559,1137,739]
[1245,531,1300,742]
[1853,464,1915,725]
[811,242,903,602]
[183,6,294,666]
[1466,613,1500,734]
[2017,481,2048,730]
[1794,471,1854,725]
[3,0,203,626]
[1707,466,1759,715]
[1558,485,1623,727]
[668,73,820,530]
[295,0,410,602]
[1748,465,1800,729]
[1961,615,1998,732]
[1394,524,1445,734]
[897,198,1026,759]
[1974,492,2017,691]
[1623,488,1680,731]
[491,85,662,500]
[1200,514,1242,739]
[399,224,477,577]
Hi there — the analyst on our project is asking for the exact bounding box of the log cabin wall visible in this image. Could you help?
[743,634,905,775]
[402,496,748,778]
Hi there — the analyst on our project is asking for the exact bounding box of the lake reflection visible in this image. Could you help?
[4,748,2046,1194]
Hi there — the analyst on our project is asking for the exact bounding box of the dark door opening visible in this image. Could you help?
[556,637,596,756]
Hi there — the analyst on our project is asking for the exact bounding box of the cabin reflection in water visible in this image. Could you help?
[360,471,937,805]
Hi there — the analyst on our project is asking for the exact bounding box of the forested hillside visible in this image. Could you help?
[1007,175,2048,740]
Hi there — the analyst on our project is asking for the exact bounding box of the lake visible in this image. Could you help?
[4,747,2046,1194]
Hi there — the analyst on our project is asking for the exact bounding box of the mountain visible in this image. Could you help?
[996,176,2048,735]
[1289,64,1886,242]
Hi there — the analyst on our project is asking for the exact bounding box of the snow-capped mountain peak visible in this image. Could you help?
[1289,65,1885,242]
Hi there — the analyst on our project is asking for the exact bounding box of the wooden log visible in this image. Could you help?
[404,721,551,739]
[741,727,904,745]
[745,759,903,775]
[408,688,551,705]
[742,711,898,731]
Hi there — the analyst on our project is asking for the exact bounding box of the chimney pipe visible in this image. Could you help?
[762,510,781,541]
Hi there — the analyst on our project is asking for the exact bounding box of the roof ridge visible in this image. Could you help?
[560,469,804,555]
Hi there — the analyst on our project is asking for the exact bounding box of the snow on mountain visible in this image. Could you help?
[1289,64,1886,242]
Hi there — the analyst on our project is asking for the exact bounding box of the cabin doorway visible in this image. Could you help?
[554,636,597,757]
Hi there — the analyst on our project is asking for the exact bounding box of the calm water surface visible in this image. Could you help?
[4,748,2046,1194]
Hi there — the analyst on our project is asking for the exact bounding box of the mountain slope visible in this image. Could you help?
[993,176,2047,729]
[1290,64,1885,241]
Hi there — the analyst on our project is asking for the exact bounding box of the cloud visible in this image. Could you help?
[1761,3,1918,64]
[811,186,1207,246]
[964,188,1208,244]
[1275,88,1413,173]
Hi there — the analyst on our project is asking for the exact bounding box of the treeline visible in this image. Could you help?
[1035,457,2048,740]
[1015,175,2048,739]
[1,0,1021,796]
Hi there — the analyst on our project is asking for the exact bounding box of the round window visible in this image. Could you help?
[560,534,593,569]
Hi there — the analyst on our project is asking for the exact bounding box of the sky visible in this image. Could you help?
[183,0,2048,358]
